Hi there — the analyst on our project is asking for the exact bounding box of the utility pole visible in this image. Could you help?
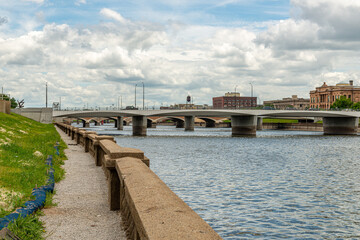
[121,96,122,109]
[59,96,61,110]
[142,82,145,110]
[46,82,48,108]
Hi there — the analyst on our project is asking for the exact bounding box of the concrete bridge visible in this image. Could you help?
[53,109,360,136]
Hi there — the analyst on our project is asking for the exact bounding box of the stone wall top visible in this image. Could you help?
[99,139,144,160]
[116,157,222,239]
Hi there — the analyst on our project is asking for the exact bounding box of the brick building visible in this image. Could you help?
[213,92,257,109]
[263,95,310,110]
[309,80,360,109]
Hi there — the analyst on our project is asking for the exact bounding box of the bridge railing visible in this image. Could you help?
[55,122,221,240]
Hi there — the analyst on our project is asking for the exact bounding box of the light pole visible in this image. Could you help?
[142,82,144,110]
[118,96,120,110]
[135,84,137,108]
[234,85,238,109]
[249,82,253,107]
[45,82,48,108]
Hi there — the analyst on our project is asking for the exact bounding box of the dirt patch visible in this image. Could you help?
[33,151,43,158]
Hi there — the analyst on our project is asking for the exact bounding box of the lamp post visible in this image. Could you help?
[46,82,48,108]
[234,85,238,109]
[249,82,253,107]
[118,96,120,110]
[142,82,144,110]
[135,84,137,108]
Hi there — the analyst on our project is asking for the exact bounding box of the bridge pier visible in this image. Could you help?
[147,120,156,128]
[95,121,99,126]
[132,116,147,136]
[82,120,90,128]
[231,115,257,136]
[117,116,124,130]
[323,117,359,135]
[205,120,216,128]
[175,120,184,128]
[185,116,195,131]
[257,117,263,131]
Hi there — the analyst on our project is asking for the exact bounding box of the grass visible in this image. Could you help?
[7,211,45,240]
[0,112,67,238]
[222,118,299,123]
[262,118,299,123]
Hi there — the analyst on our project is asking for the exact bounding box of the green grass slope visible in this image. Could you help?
[0,113,67,239]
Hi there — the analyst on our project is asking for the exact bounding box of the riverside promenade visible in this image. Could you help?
[40,127,126,239]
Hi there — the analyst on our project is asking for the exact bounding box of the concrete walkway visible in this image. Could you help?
[40,127,126,240]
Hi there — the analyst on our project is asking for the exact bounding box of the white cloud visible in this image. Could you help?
[22,0,44,4]
[75,0,86,5]
[100,8,128,25]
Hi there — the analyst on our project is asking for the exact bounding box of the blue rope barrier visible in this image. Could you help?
[0,155,55,230]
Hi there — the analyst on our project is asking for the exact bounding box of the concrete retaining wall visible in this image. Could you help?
[12,108,53,123]
[55,122,221,240]
[263,122,324,131]
[0,100,10,114]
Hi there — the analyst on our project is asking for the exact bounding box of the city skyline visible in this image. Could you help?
[1,0,360,107]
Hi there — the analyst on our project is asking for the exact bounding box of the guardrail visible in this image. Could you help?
[55,122,222,240]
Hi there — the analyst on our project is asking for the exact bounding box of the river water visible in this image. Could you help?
[80,124,360,239]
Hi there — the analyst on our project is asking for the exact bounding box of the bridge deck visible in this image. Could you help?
[53,109,360,118]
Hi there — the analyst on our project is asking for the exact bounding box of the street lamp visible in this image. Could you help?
[234,85,238,109]
[142,82,145,110]
[117,96,120,110]
[135,84,137,108]
[249,82,253,107]
[45,82,48,108]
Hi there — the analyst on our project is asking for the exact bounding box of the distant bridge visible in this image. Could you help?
[53,109,360,136]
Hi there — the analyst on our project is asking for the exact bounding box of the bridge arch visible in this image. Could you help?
[198,117,216,128]
[155,117,185,128]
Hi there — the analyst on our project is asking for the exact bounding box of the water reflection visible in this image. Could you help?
[77,123,360,239]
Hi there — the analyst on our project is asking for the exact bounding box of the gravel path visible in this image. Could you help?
[40,127,126,240]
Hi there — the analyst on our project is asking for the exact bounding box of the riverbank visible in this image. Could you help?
[40,126,126,239]
[0,113,66,239]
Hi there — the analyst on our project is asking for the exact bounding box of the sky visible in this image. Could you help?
[1,0,360,108]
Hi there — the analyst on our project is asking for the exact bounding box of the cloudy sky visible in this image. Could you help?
[1,0,360,108]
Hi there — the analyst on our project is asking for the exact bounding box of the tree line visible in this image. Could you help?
[330,96,360,110]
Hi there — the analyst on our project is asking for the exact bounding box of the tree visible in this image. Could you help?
[330,96,353,109]
[10,97,17,108]
[352,101,360,110]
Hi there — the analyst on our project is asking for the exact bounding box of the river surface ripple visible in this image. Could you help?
[81,124,360,239]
